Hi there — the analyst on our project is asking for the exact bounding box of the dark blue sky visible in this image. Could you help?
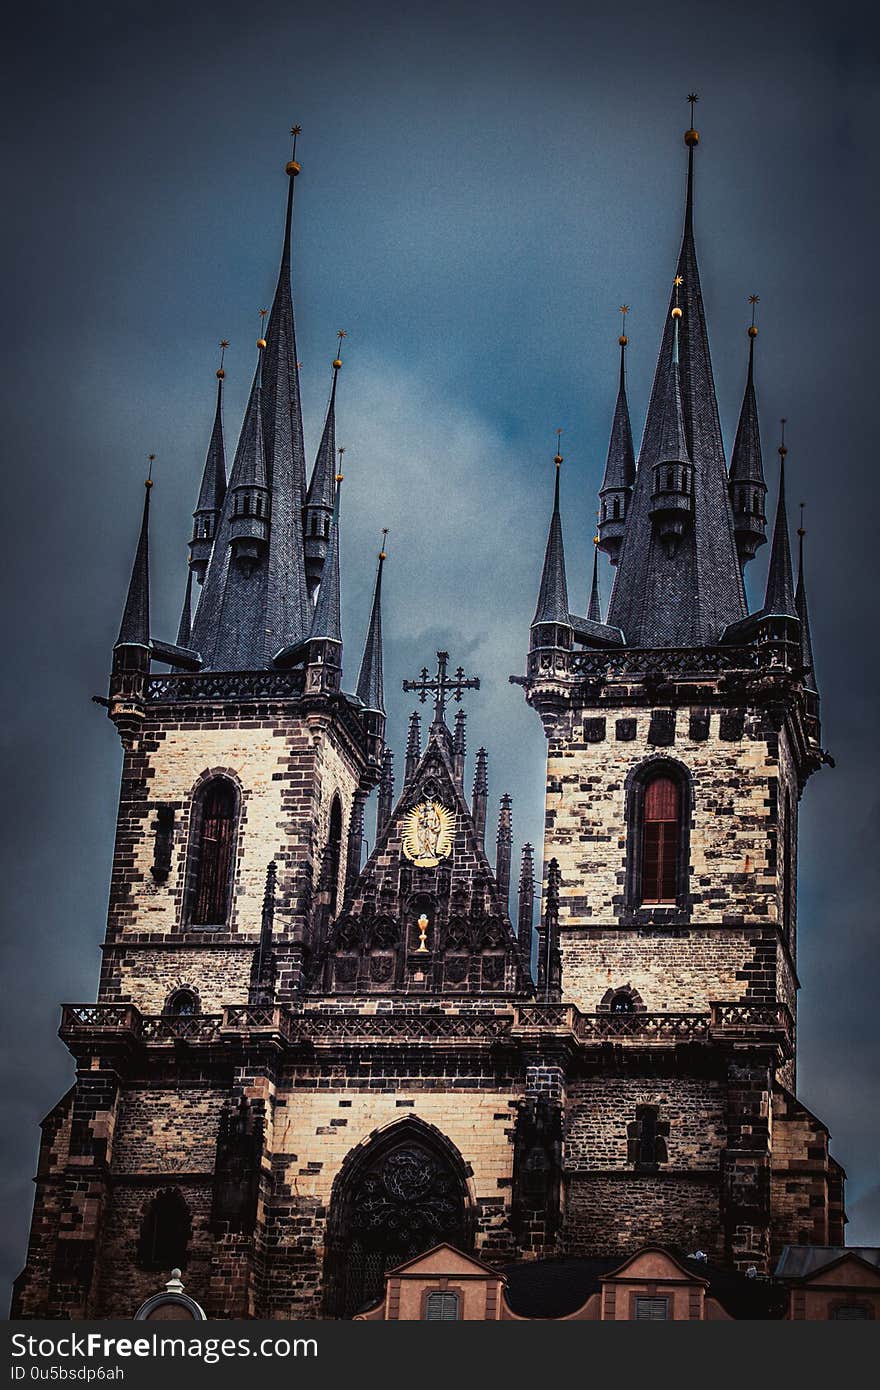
[2,0,878,1300]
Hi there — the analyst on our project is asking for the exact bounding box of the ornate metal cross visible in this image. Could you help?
[402,650,480,727]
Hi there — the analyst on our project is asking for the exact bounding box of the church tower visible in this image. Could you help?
[13,111,850,1324]
[519,102,841,1273]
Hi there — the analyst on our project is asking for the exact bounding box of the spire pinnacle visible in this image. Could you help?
[116,464,153,649]
[355,530,386,713]
[189,346,229,583]
[795,503,818,692]
[598,312,636,565]
[304,340,347,593]
[308,472,343,644]
[729,294,767,566]
[762,419,797,618]
[175,563,194,649]
[588,531,602,623]
[532,445,570,626]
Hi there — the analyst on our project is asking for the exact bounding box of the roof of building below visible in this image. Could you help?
[501,1253,788,1320]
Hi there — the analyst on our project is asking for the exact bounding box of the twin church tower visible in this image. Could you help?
[13,109,841,1320]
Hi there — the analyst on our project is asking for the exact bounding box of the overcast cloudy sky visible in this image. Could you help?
[2,0,878,1301]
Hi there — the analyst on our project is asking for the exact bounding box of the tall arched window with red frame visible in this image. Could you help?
[641,774,680,904]
[191,779,237,925]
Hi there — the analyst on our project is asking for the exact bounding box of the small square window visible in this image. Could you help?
[424,1291,460,1321]
[634,1295,669,1320]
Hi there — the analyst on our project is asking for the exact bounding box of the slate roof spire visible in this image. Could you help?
[308,464,344,644]
[762,422,797,619]
[607,100,746,647]
[597,311,636,565]
[189,344,228,583]
[116,464,153,650]
[532,445,570,626]
[192,134,311,669]
[795,504,817,693]
[729,297,768,565]
[355,531,386,713]
[175,565,194,650]
[587,537,602,624]
[305,334,346,595]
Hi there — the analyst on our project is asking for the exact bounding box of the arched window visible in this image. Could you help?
[188,778,238,926]
[323,1122,470,1318]
[642,774,680,903]
[626,761,690,911]
[424,1291,461,1320]
[137,1189,191,1271]
[609,990,635,1014]
[165,989,198,1017]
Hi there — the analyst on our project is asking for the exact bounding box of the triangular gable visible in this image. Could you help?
[387,1242,504,1279]
[797,1252,880,1288]
[312,725,531,996]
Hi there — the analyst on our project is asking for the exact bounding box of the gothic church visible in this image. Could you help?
[13,113,857,1321]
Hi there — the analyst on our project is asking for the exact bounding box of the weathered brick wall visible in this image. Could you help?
[112,1087,222,1173]
[540,704,799,1016]
[566,1076,726,1170]
[11,1090,75,1317]
[101,946,253,1013]
[770,1085,835,1254]
[564,1174,722,1258]
[95,1182,215,1318]
[99,709,364,1010]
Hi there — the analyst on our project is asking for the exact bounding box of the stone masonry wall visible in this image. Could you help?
[566,1076,726,1170]
[99,708,364,1010]
[541,703,799,1016]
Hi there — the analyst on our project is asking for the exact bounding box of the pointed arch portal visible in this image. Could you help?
[323,1120,471,1318]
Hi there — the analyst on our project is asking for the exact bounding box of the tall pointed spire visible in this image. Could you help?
[305,334,346,596]
[587,536,602,623]
[608,98,746,647]
[532,443,570,625]
[355,531,386,713]
[175,565,194,650]
[472,748,488,846]
[598,309,636,565]
[260,127,311,650]
[404,711,422,784]
[308,466,343,644]
[763,422,797,619]
[189,344,228,583]
[116,465,153,649]
[729,296,768,566]
[495,794,513,913]
[453,707,467,785]
[517,843,535,960]
[795,505,817,692]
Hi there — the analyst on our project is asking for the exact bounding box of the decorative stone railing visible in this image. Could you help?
[146,669,306,705]
[288,1012,514,1042]
[574,1012,710,1041]
[568,645,762,682]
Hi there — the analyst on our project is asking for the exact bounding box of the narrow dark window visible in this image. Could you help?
[192,780,236,925]
[166,989,197,1017]
[753,490,760,513]
[783,789,794,933]
[424,1291,460,1321]
[151,805,175,882]
[641,774,680,903]
[323,516,330,538]
[666,468,674,489]
[830,1305,870,1320]
[326,795,343,916]
[613,496,620,519]
[256,494,263,517]
[634,1296,669,1320]
[610,991,635,1014]
[137,1190,191,1271]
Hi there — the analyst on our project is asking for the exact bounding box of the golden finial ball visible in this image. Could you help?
[619,334,628,346]
[257,338,268,350]
[145,478,154,489]
[554,454,563,466]
[684,127,700,147]
[216,368,226,379]
[748,325,758,339]
[671,306,683,320]
[379,551,387,560]
[286,160,301,177]
[335,472,344,482]
[332,358,343,369]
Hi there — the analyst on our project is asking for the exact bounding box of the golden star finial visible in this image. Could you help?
[673,276,684,287]
[620,304,630,315]
[337,329,347,340]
